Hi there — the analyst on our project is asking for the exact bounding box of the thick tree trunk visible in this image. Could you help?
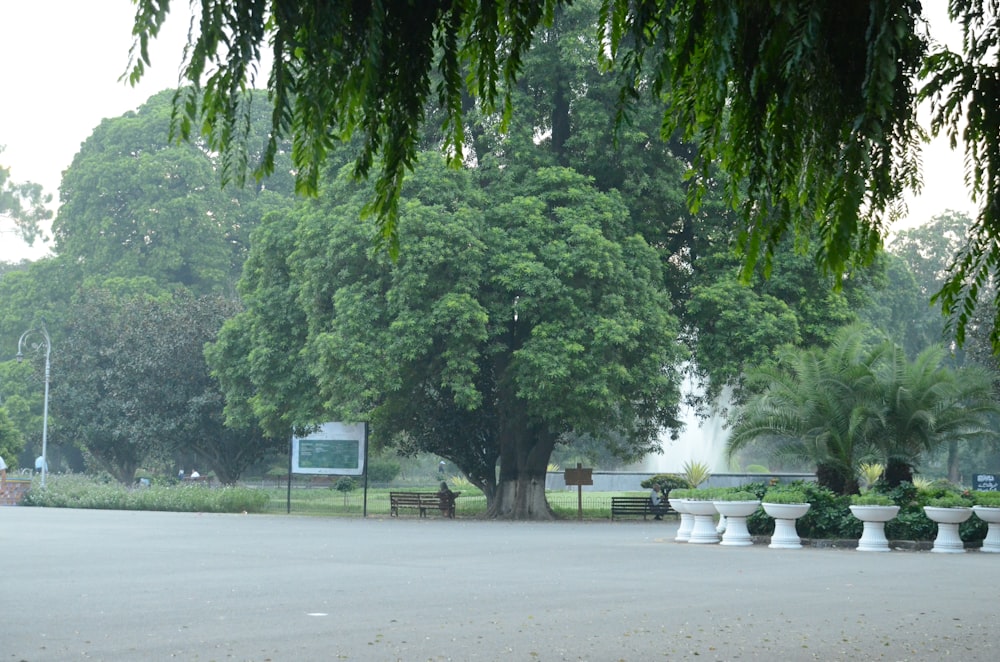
[884,458,914,488]
[487,413,556,520]
[490,472,554,519]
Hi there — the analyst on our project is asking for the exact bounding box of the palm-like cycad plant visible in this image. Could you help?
[727,326,884,494]
[872,343,999,486]
[729,325,1000,493]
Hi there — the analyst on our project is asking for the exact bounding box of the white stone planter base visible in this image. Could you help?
[762,502,810,550]
[931,522,966,553]
[676,513,694,542]
[857,520,891,552]
[849,505,899,553]
[924,507,973,554]
[713,501,760,547]
[719,517,753,546]
[973,506,1000,553]
[769,518,803,549]
[685,501,720,544]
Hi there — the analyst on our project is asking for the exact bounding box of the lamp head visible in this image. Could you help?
[15,350,23,363]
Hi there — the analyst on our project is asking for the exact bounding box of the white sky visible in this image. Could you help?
[0,0,977,264]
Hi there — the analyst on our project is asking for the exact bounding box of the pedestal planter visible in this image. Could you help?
[972,506,1000,553]
[669,498,693,542]
[849,505,900,552]
[713,500,760,546]
[762,502,811,549]
[684,500,721,544]
[923,506,973,553]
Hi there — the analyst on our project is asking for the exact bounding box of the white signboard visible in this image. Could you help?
[291,422,366,476]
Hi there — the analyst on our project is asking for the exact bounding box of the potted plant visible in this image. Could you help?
[923,495,974,553]
[972,491,1000,553]
[712,490,760,546]
[683,488,721,544]
[761,487,811,549]
[667,488,695,542]
[849,494,899,552]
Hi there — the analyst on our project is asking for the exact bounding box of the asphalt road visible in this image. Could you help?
[1,507,997,661]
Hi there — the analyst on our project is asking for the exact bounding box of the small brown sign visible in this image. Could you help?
[564,466,593,486]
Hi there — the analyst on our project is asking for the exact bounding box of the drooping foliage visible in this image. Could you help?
[127,2,940,303]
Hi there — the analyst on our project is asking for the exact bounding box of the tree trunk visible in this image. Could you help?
[884,457,914,488]
[487,413,556,520]
[947,441,960,483]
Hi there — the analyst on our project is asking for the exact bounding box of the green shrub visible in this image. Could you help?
[715,490,759,502]
[973,491,1000,507]
[850,494,895,506]
[884,507,939,541]
[761,487,808,504]
[366,457,401,485]
[640,474,689,494]
[21,474,270,513]
[926,495,973,508]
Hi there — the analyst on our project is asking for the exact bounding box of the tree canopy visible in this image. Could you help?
[53,288,279,484]
[55,90,295,293]
[1,147,51,246]
[128,0,999,339]
[209,153,685,517]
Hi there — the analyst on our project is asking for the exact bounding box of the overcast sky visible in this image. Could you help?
[0,0,977,263]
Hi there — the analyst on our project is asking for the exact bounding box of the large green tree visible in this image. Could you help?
[54,90,295,293]
[210,154,684,518]
[53,289,277,484]
[128,0,1000,342]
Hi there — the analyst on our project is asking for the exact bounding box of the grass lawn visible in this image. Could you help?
[260,486,656,520]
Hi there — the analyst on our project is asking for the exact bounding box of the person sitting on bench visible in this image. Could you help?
[437,481,456,517]
[649,484,667,520]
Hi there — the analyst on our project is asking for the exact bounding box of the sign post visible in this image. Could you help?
[288,422,369,515]
[563,463,593,520]
[974,473,999,491]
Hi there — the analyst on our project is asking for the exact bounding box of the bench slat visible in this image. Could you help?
[389,491,458,518]
[611,496,671,520]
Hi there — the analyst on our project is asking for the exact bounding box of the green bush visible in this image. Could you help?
[850,494,895,506]
[640,474,689,495]
[972,491,1000,507]
[366,457,401,485]
[760,486,808,504]
[21,474,270,513]
[714,490,758,502]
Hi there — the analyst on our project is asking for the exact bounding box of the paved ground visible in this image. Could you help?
[1,507,997,661]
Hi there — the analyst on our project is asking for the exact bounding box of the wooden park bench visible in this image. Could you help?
[610,495,672,520]
[389,491,460,518]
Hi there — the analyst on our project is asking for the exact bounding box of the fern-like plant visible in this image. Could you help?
[682,460,711,488]
[857,462,885,491]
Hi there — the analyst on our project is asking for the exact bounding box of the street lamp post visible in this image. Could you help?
[17,321,51,488]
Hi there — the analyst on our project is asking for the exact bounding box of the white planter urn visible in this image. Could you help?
[684,500,721,544]
[713,500,760,546]
[762,502,811,549]
[849,505,900,552]
[669,498,693,542]
[972,506,1000,553]
[924,506,973,553]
